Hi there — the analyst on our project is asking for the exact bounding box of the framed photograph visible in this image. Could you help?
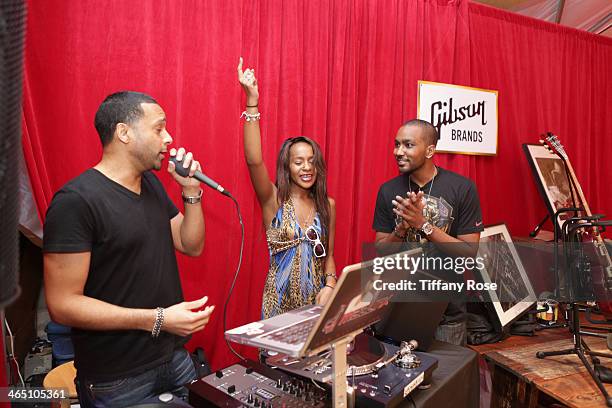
[523,143,575,232]
[476,223,536,328]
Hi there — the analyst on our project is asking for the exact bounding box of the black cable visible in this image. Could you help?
[223,193,247,361]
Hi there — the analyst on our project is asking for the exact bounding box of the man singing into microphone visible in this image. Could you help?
[43,91,212,407]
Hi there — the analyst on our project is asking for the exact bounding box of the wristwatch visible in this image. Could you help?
[420,221,434,236]
[182,189,203,204]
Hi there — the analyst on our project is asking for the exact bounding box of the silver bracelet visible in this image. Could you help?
[182,189,203,204]
[240,111,261,122]
[151,307,164,338]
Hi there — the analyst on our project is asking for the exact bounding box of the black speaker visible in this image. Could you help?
[0,0,26,309]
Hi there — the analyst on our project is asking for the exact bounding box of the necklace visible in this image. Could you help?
[290,196,315,229]
[409,166,437,197]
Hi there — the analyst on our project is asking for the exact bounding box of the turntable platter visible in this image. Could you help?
[347,333,387,376]
[266,333,393,379]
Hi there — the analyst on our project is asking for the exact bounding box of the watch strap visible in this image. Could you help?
[182,189,203,204]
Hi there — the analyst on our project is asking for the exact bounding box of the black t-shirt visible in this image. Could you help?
[43,169,184,381]
[373,166,483,237]
[372,166,484,322]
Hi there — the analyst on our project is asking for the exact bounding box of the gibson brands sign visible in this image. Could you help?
[417,81,498,155]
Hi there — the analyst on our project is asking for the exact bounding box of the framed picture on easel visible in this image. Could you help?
[476,223,536,328]
[523,143,575,233]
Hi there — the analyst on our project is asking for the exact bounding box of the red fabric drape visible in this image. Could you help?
[22,0,612,369]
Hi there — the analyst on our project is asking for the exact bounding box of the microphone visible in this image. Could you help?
[169,156,231,197]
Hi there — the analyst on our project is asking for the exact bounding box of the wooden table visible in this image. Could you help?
[470,322,612,408]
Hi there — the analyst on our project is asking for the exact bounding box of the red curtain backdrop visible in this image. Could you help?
[21,0,612,369]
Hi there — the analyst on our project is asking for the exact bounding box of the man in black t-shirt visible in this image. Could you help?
[372,119,484,346]
[43,91,213,407]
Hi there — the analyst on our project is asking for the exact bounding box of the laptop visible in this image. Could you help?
[373,301,447,351]
[225,248,423,358]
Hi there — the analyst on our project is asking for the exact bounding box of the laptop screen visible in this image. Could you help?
[305,248,423,353]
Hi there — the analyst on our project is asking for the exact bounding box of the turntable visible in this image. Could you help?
[266,334,438,408]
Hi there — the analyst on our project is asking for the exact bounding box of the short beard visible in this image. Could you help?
[398,158,425,175]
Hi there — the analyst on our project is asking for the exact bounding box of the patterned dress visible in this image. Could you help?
[262,198,325,319]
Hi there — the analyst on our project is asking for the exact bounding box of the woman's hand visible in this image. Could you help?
[237,57,259,104]
[316,285,334,305]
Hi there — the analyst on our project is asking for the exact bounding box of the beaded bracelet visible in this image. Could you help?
[393,224,408,239]
[151,307,164,338]
[241,111,261,122]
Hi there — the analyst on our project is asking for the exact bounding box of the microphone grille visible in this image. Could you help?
[169,156,191,178]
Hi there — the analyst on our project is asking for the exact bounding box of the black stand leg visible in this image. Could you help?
[536,304,612,406]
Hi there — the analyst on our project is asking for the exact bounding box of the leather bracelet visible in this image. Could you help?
[182,189,202,204]
[393,225,408,239]
[246,103,258,108]
[325,284,335,290]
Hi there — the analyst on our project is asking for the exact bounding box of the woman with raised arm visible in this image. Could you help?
[237,58,337,319]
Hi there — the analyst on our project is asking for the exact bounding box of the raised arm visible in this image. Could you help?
[238,57,278,224]
[44,252,214,337]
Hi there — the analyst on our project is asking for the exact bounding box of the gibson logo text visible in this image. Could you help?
[430,98,487,141]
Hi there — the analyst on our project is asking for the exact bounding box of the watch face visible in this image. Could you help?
[422,222,434,235]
